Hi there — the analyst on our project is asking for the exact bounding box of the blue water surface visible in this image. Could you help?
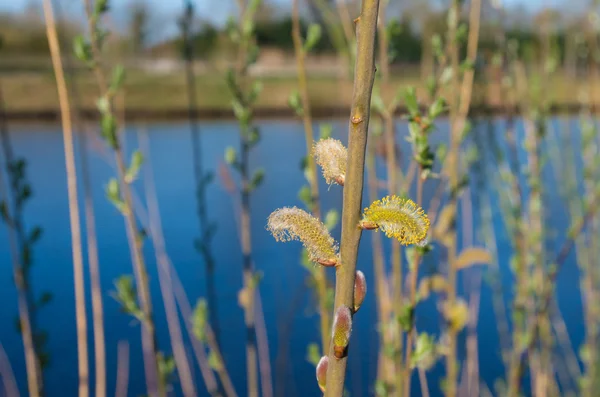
[0,117,587,396]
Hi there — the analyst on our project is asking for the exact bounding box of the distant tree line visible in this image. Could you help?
[0,8,590,68]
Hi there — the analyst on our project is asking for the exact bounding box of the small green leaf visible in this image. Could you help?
[105,178,126,214]
[404,87,418,115]
[157,352,176,379]
[125,150,144,184]
[248,127,261,146]
[96,96,110,114]
[0,200,9,223]
[288,90,303,116]
[428,97,447,119]
[304,24,322,52]
[73,35,92,63]
[324,209,339,231]
[94,0,109,14]
[439,67,453,86]
[247,81,263,104]
[28,226,43,243]
[101,113,118,149]
[110,65,125,93]
[192,299,208,342]
[319,124,333,140]
[38,292,53,307]
[112,275,142,321]
[397,303,414,332]
[250,168,265,189]
[208,351,223,370]
[306,343,321,366]
[224,146,237,166]
[411,333,437,370]
[298,185,312,208]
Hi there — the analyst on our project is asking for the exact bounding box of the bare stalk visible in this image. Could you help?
[80,0,162,393]
[376,2,403,388]
[141,132,197,397]
[291,0,331,352]
[0,341,19,397]
[366,141,393,383]
[41,2,89,396]
[180,0,221,340]
[0,150,41,397]
[231,2,260,395]
[115,341,130,397]
[324,0,380,395]
[445,0,482,394]
[43,4,107,393]
[402,169,424,397]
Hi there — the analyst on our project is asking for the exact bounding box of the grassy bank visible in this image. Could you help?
[2,67,597,113]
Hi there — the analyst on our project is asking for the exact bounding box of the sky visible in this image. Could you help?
[0,0,562,17]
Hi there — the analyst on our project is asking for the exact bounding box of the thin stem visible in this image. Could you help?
[42,2,89,396]
[376,2,404,389]
[0,149,41,397]
[47,3,107,392]
[115,341,130,397]
[291,0,330,353]
[366,139,393,383]
[80,0,163,393]
[0,341,19,397]
[324,0,380,395]
[181,0,221,341]
[255,294,273,397]
[445,0,482,394]
[141,131,197,397]
[233,2,259,395]
[403,168,423,397]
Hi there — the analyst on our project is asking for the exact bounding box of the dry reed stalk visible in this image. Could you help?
[41,2,89,396]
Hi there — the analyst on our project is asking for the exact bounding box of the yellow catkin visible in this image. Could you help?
[267,207,339,264]
[361,195,430,246]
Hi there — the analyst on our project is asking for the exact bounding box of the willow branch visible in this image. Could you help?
[324,0,379,395]
[291,0,331,352]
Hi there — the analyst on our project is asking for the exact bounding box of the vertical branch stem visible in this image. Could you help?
[324,0,380,395]
[445,0,481,395]
[291,0,331,352]
[42,2,89,396]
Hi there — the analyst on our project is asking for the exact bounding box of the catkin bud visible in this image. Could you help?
[316,355,329,392]
[359,195,430,246]
[267,207,339,266]
[313,138,348,186]
[353,271,367,312]
[332,306,352,359]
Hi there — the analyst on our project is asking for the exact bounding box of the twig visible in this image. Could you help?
[42,2,89,396]
[0,340,18,397]
[80,0,163,393]
[445,1,482,394]
[140,131,197,397]
[324,1,380,394]
[0,88,42,397]
[115,341,130,397]
[291,0,330,352]
[255,294,273,397]
[51,0,108,390]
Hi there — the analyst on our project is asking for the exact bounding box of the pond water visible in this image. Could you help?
[0,117,588,396]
